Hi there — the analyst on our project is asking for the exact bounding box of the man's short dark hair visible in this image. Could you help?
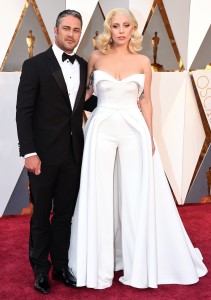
[55,9,83,28]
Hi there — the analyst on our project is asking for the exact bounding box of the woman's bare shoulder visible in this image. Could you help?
[135,54,151,74]
[136,54,151,65]
[88,50,104,66]
[90,50,104,59]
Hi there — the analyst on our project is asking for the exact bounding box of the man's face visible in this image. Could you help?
[54,15,82,54]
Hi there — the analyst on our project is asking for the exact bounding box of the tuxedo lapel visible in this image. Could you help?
[73,55,86,114]
[44,48,72,109]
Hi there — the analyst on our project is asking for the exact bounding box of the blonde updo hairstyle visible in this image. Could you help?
[96,8,142,54]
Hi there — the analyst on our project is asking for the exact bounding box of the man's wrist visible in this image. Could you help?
[24,152,37,158]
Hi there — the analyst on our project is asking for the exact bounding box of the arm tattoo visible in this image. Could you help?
[139,90,145,100]
[86,70,94,90]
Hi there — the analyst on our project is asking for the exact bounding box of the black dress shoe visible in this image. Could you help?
[52,267,76,287]
[34,273,50,294]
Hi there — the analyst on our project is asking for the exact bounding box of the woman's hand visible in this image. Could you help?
[137,98,141,110]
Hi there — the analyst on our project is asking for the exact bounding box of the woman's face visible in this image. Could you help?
[110,13,135,47]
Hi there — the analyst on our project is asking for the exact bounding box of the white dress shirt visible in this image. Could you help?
[52,43,80,109]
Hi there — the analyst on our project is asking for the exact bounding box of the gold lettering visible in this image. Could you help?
[197,75,211,128]
[200,88,211,98]
[197,76,209,89]
[204,96,211,109]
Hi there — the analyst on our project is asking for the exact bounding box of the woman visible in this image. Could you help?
[69,8,207,289]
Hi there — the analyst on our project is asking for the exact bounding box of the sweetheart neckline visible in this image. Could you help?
[94,70,145,82]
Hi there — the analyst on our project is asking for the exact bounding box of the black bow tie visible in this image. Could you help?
[62,52,76,64]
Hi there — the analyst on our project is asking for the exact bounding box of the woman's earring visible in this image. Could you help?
[109,38,113,44]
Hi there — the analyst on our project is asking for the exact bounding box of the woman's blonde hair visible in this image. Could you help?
[96,8,142,54]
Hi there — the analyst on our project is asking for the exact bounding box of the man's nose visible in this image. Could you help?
[67,29,74,36]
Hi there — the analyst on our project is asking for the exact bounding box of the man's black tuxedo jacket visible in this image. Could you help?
[16,47,91,165]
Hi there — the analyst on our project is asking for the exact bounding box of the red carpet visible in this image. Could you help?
[0,203,210,300]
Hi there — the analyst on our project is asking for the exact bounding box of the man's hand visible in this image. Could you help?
[25,155,41,175]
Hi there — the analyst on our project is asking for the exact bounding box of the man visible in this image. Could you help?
[16,9,95,294]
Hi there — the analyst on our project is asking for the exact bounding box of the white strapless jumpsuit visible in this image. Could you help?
[68,70,207,289]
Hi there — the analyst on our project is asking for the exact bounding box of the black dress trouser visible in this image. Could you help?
[28,145,81,275]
